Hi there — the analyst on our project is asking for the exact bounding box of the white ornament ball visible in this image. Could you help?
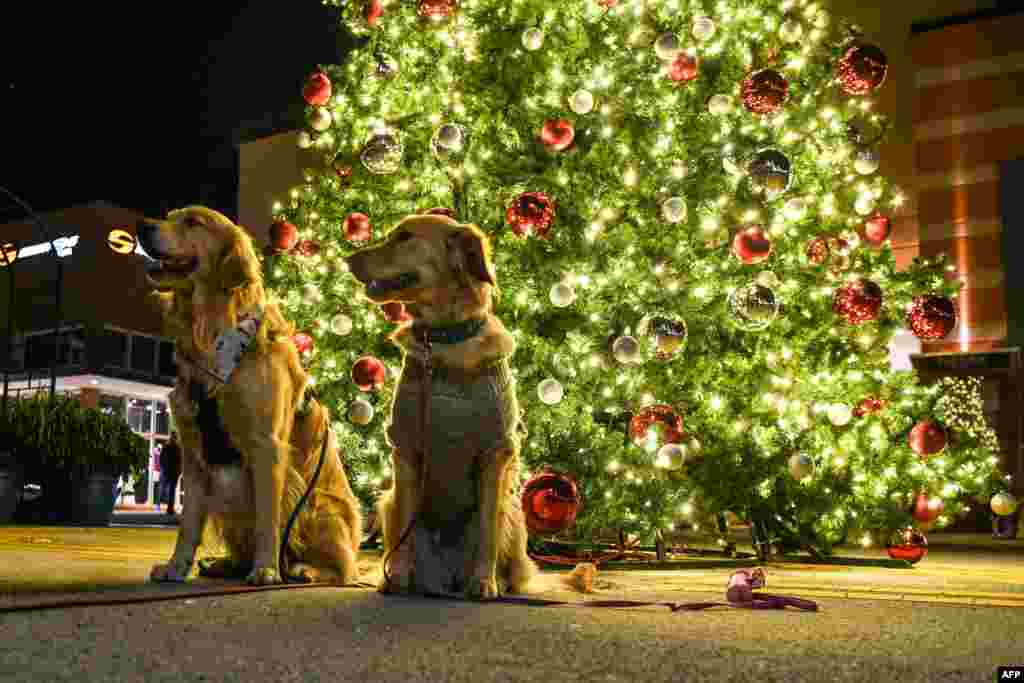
[779,19,803,43]
[302,283,323,304]
[330,313,353,336]
[549,281,576,308]
[654,32,681,60]
[522,27,545,51]
[670,159,689,178]
[854,194,876,216]
[309,107,333,132]
[708,94,733,115]
[297,131,314,149]
[538,378,564,405]
[612,335,641,364]
[854,148,880,175]
[755,270,780,289]
[348,398,374,425]
[788,453,814,479]
[661,196,687,224]
[569,89,595,115]
[692,16,716,41]
[656,442,687,470]
[991,492,1018,517]
[784,196,808,220]
[828,403,853,427]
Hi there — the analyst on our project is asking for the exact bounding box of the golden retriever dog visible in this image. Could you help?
[345,213,536,600]
[138,206,361,586]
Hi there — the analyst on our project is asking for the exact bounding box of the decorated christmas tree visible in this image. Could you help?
[262,0,1015,559]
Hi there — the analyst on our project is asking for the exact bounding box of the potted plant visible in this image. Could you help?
[9,393,147,525]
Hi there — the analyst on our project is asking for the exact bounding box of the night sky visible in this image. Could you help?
[1,1,352,222]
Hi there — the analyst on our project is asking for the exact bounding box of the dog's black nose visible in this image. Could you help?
[136,221,163,258]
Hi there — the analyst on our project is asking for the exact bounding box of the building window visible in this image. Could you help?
[131,335,157,374]
[103,329,128,367]
[127,398,152,434]
[158,340,176,377]
[154,401,171,436]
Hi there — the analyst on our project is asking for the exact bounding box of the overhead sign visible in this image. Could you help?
[107,229,137,255]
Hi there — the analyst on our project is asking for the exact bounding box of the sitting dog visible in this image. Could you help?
[345,213,536,600]
[139,206,362,585]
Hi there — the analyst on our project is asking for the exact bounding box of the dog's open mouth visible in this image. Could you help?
[366,272,419,297]
[145,255,199,280]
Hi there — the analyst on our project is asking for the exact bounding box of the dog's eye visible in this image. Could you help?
[393,231,414,242]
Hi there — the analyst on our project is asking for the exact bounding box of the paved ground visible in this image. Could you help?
[1,522,1023,682]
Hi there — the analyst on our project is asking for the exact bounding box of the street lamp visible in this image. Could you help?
[0,187,64,405]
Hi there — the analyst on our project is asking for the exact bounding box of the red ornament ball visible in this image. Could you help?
[887,528,928,564]
[906,295,957,341]
[506,191,556,238]
[292,239,321,257]
[833,279,883,325]
[667,53,699,84]
[909,420,947,458]
[380,301,411,323]
[344,212,372,242]
[836,44,888,96]
[629,404,685,449]
[521,469,580,535]
[741,69,789,115]
[269,220,299,253]
[424,207,456,218]
[352,356,386,392]
[912,493,944,525]
[732,225,773,265]
[292,332,315,356]
[417,0,457,21]
[861,212,891,247]
[540,118,575,152]
[364,0,384,25]
[853,396,886,417]
[303,71,332,106]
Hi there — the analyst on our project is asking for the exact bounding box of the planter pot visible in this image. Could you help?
[69,468,119,526]
[0,451,24,524]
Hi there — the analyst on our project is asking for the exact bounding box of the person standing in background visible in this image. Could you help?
[158,431,181,516]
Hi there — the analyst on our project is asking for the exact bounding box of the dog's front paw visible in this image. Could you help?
[150,559,191,583]
[246,565,282,586]
[465,574,499,601]
[378,552,414,594]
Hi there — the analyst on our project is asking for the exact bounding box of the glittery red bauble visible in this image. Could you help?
[887,528,928,564]
[732,225,772,265]
[292,239,321,257]
[364,0,384,25]
[425,207,456,218]
[292,332,315,356]
[521,469,580,535]
[912,493,944,525]
[832,279,883,325]
[344,212,372,242]
[303,71,331,106]
[416,0,457,21]
[805,236,830,265]
[667,53,699,84]
[861,212,891,247]
[506,192,555,238]
[836,44,888,96]
[741,69,789,115]
[629,404,685,448]
[853,397,885,417]
[352,356,386,392]
[380,302,411,323]
[540,118,575,152]
[909,420,946,458]
[269,221,299,253]
[597,0,618,6]
[906,295,957,341]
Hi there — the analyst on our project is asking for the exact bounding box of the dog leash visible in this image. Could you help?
[381,326,433,591]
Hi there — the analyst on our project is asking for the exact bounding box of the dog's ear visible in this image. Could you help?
[447,228,495,286]
[216,238,256,292]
